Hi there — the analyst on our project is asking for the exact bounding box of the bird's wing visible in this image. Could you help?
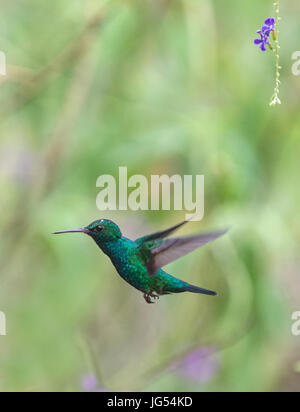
[137,229,228,276]
[135,220,188,246]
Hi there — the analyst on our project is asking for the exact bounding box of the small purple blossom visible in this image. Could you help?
[264,18,276,32]
[80,373,107,392]
[254,17,276,52]
[173,347,220,384]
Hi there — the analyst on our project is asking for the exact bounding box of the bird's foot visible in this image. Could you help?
[143,292,159,304]
[143,293,153,304]
[149,290,159,299]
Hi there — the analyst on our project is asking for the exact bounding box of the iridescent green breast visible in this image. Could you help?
[96,236,189,294]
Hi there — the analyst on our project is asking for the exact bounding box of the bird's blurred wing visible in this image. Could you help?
[135,220,188,246]
[138,229,228,276]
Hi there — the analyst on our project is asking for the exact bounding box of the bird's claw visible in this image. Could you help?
[143,292,159,304]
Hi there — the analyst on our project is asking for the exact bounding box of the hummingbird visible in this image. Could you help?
[53,219,227,304]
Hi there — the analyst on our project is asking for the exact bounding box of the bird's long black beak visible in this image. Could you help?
[53,228,89,235]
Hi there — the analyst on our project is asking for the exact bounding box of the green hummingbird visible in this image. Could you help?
[53,219,227,304]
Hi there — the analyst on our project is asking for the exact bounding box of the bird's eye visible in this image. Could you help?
[96,225,104,232]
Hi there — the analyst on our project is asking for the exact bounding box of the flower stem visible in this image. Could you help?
[270,0,281,106]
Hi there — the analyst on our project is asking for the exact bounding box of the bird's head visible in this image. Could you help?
[53,219,122,242]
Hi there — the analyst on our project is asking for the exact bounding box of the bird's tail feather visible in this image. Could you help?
[183,284,217,296]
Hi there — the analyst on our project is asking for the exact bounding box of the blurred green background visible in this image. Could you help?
[0,0,299,392]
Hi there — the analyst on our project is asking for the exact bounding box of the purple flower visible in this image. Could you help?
[254,17,276,52]
[264,17,275,31]
[80,373,107,392]
[254,32,270,52]
[173,347,220,384]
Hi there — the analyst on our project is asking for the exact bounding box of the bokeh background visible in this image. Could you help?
[0,0,299,392]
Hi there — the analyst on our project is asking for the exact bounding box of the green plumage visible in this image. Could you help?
[98,236,190,295]
[54,219,227,304]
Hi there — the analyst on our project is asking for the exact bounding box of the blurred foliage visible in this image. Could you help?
[0,0,299,392]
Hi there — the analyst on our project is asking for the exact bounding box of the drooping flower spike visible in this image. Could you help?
[253,0,281,106]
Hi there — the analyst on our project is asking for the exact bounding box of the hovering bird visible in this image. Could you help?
[53,219,227,304]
